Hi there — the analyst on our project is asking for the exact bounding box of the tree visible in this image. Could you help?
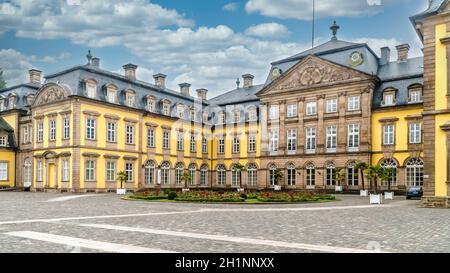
[181,171,192,189]
[366,165,382,194]
[233,163,245,189]
[273,168,284,187]
[333,168,346,187]
[0,69,6,89]
[117,171,127,190]
[379,167,395,192]
[354,162,369,191]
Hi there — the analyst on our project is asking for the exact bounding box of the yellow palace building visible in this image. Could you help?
[0,1,448,207]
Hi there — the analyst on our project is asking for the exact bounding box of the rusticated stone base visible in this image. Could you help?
[420,196,450,208]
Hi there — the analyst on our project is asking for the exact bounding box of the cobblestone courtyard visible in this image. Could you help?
[0,192,449,253]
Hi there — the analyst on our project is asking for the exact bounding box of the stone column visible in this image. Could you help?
[316,95,325,154]
[278,100,286,155]
[338,92,347,153]
[297,97,305,154]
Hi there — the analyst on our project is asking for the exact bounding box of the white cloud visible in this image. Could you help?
[245,23,290,38]
[0,49,33,87]
[352,37,423,58]
[223,2,239,12]
[29,52,72,64]
[245,0,391,20]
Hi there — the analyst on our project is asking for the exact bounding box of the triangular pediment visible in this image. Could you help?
[258,55,373,96]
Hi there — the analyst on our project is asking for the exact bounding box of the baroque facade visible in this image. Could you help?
[0,2,446,205]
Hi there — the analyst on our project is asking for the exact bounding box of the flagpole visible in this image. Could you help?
[312,0,315,54]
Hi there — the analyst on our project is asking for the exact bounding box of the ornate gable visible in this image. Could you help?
[33,83,71,107]
[259,55,373,96]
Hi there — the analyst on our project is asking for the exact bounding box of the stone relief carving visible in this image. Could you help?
[34,86,66,106]
[275,59,362,91]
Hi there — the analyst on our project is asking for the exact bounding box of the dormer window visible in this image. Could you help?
[408,84,423,103]
[161,99,171,116]
[8,94,16,110]
[146,96,156,112]
[0,98,4,112]
[176,104,185,119]
[202,112,209,123]
[84,79,98,99]
[248,107,257,122]
[232,110,241,123]
[26,94,35,106]
[105,84,118,104]
[218,112,226,124]
[382,89,397,106]
[125,89,136,107]
[190,108,196,121]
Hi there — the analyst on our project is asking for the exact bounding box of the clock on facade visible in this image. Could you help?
[349,51,364,67]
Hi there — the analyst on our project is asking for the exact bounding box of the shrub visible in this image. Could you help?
[167,191,178,200]
[240,193,248,200]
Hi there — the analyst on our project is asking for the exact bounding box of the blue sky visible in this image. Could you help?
[0,0,429,97]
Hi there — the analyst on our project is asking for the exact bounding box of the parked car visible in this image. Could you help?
[406,187,423,199]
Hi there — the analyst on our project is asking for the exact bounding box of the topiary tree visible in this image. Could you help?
[273,168,284,187]
[0,69,6,89]
[333,168,346,187]
[181,171,192,189]
[354,162,369,191]
[233,163,245,189]
[117,171,127,190]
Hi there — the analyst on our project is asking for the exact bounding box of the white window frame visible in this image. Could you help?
[306,127,316,154]
[409,123,422,144]
[62,159,70,182]
[269,105,279,120]
[232,137,240,154]
[36,160,43,182]
[147,128,155,148]
[190,134,196,153]
[106,161,116,182]
[125,163,134,182]
[326,99,338,113]
[287,104,298,118]
[86,119,96,140]
[202,137,208,154]
[0,162,8,181]
[37,121,44,143]
[177,132,184,151]
[49,119,56,141]
[287,165,296,186]
[248,135,256,153]
[269,129,279,153]
[126,125,135,145]
[0,136,7,147]
[63,117,70,140]
[85,160,96,182]
[217,166,226,185]
[306,102,317,116]
[383,124,395,145]
[348,96,360,111]
[348,124,360,152]
[326,125,337,153]
[287,129,297,154]
[218,139,225,154]
[163,131,170,149]
[107,122,117,143]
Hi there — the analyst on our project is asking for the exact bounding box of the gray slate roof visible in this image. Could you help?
[410,0,447,20]
[207,84,264,106]
[0,83,40,111]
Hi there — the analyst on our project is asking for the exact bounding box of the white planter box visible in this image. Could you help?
[306,185,315,190]
[384,192,394,200]
[360,190,369,197]
[182,188,190,192]
[116,189,127,195]
[237,188,245,193]
[370,194,382,204]
[335,186,343,192]
[274,185,282,191]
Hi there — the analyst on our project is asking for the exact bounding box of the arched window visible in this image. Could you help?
[216,165,226,186]
[200,165,209,186]
[347,162,359,186]
[189,164,197,185]
[175,163,184,185]
[231,165,241,187]
[144,161,155,185]
[247,164,257,186]
[306,163,315,186]
[269,164,278,186]
[23,158,32,188]
[325,162,336,186]
[160,162,170,185]
[380,159,397,186]
[406,158,424,187]
[286,163,296,186]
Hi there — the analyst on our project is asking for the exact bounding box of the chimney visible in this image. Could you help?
[179,83,191,96]
[123,63,138,81]
[242,74,254,88]
[196,88,208,101]
[153,73,167,89]
[91,57,100,68]
[29,69,42,84]
[380,47,390,66]
[396,44,410,62]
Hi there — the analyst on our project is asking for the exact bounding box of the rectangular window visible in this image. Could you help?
[269,105,279,120]
[86,85,95,98]
[49,120,56,141]
[86,119,96,140]
[106,161,116,182]
[247,168,257,186]
[126,125,135,145]
[37,121,44,143]
[409,123,422,144]
[409,90,422,103]
[125,163,134,182]
[306,167,315,186]
[383,124,395,145]
[147,128,155,148]
[326,167,336,186]
[107,122,116,143]
[348,124,360,151]
[36,160,43,182]
[0,162,8,181]
[348,96,360,111]
[218,139,225,154]
[306,102,317,116]
[62,159,69,182]
[126,95,135,107]
[248,110,257,121]
[232,137,240,153]
[190,134,196,153]
[107,91,116,103]
[287,168,296,186]
[326,126,337,153]
[217,168,226,185]
[326,99,338,113]
[200,169,208,186]
[177,132,184,151]
[63,117,70,140]
[287,129,297,153]
[287,104,297,118]
[383,94,395,106]
[248,135,256,153]
[163,104,170,116]
[306,127,316,153]
[202,137,208,154]
[163,131,170,149]
[219,112,226,124]
[233,111,240,123]
[23,126,29,144]
[0,136,7,147]
[269,129,279,153]
[348,166,359,186]
[85,160,96,182]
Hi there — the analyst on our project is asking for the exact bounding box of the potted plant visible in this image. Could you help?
[355,162,369,196]
[380,168,395,200]
[181,171,192,192]
[117,171,127,195]
[233,163,246,192]
[273,168,284,191]
[367,165,382,204]
[333,168,345,193]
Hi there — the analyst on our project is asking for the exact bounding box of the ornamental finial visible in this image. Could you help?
[86,49,93,64]
[330,21,340,40]
[236,78,241,88]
